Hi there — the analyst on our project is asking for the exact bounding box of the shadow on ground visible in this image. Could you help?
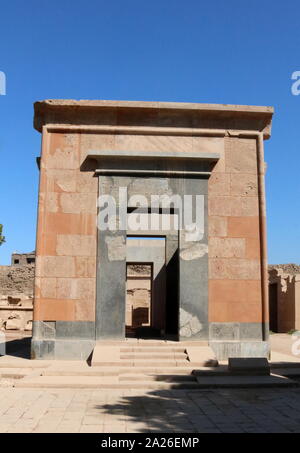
[97,387,300,433]
[1,336,31,359]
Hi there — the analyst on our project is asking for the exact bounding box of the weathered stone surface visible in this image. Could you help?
[209,197,259,218]
[210,341,269,360]
[38,256,76,278]
[208,173,230,196]
[34,298,75,321]
[0,261,34,332]
[45,133,80,170]
[210,322,240,341]
[208,216,227,237]
[56,235,96,257]
[227,216,260,239]
[269,263,300,275]
[230,174,258,196]
[208,196,232,217]
[39,192,59,213]
[60,193,97,214]
[0,265,34,297]
[56,278,77,299]
[230,196,259,217]
[225,138,258,174]
[209,238,245,258]
[209,258,261,280]
[7,296,21,306]
[209,280,261,306]
[44,169,77,193]
[179,309,203,338]
[75,298,95,322]
[245,238,261,259]
[5,318,22,330]
[105,236,126,262]
[180,243,208,261]
[25,320,33,331]
[40,278,56,299]
[75,256,96,278]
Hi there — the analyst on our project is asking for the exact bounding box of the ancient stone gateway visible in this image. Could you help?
[31,100,273,360]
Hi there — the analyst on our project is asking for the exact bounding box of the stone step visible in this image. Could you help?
[15,373,298,389]
[95,340,181,346]
[43,366,196,376]
[91,343,215,367]
[16,373,297,389]
[192,366,229,377]
[120,353,187,360]
[119,373,196,382]
[0,361,50,369]
[121,366,195,373]
[120,347,186,353]
[270,361,300,369]
[14,375,200,389]
[194,374,299,388]
[0,368,33,379]
[271,368,300,377]
[42,368,119,377]
[270,352,300,365]
[94,340,208,347]
[93,360,193,367]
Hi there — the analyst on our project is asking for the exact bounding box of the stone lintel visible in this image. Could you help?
[88,149,221,162]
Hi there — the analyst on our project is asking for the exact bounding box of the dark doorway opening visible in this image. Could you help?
[125,235,179,340]
[269,283,278,332]
[165,248,179,338]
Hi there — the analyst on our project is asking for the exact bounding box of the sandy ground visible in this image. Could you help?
[270,333,300,357]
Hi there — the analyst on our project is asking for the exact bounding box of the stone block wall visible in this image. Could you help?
[0,264,34,331]
[34,132,98,324]
[208,137,264,345]
[32,100,273,359]
[34,133,264,347]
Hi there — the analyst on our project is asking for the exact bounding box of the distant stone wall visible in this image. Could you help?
[0,265,34,296]
[269,263,300,275]
[0,264,34,332]
[268,264,300,332]
[126,264,151,329]
[11,251,35,267]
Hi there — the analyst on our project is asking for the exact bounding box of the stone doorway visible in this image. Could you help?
[96,174,209,342]
[126,237,167,339]
[125,263,152,337]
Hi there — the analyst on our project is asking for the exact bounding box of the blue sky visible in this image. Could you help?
[0,0,299,265]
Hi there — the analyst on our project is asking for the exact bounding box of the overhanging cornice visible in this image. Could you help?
[34,99,274,139]
[85,149,220,177]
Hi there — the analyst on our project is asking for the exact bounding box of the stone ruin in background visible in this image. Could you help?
[0,252,35,332]
[126,264,151,336]
[268,263,300,333]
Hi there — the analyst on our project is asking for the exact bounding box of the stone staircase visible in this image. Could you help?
[91,343,199,389]
[2,342,300,389]
[13,341,218,389]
